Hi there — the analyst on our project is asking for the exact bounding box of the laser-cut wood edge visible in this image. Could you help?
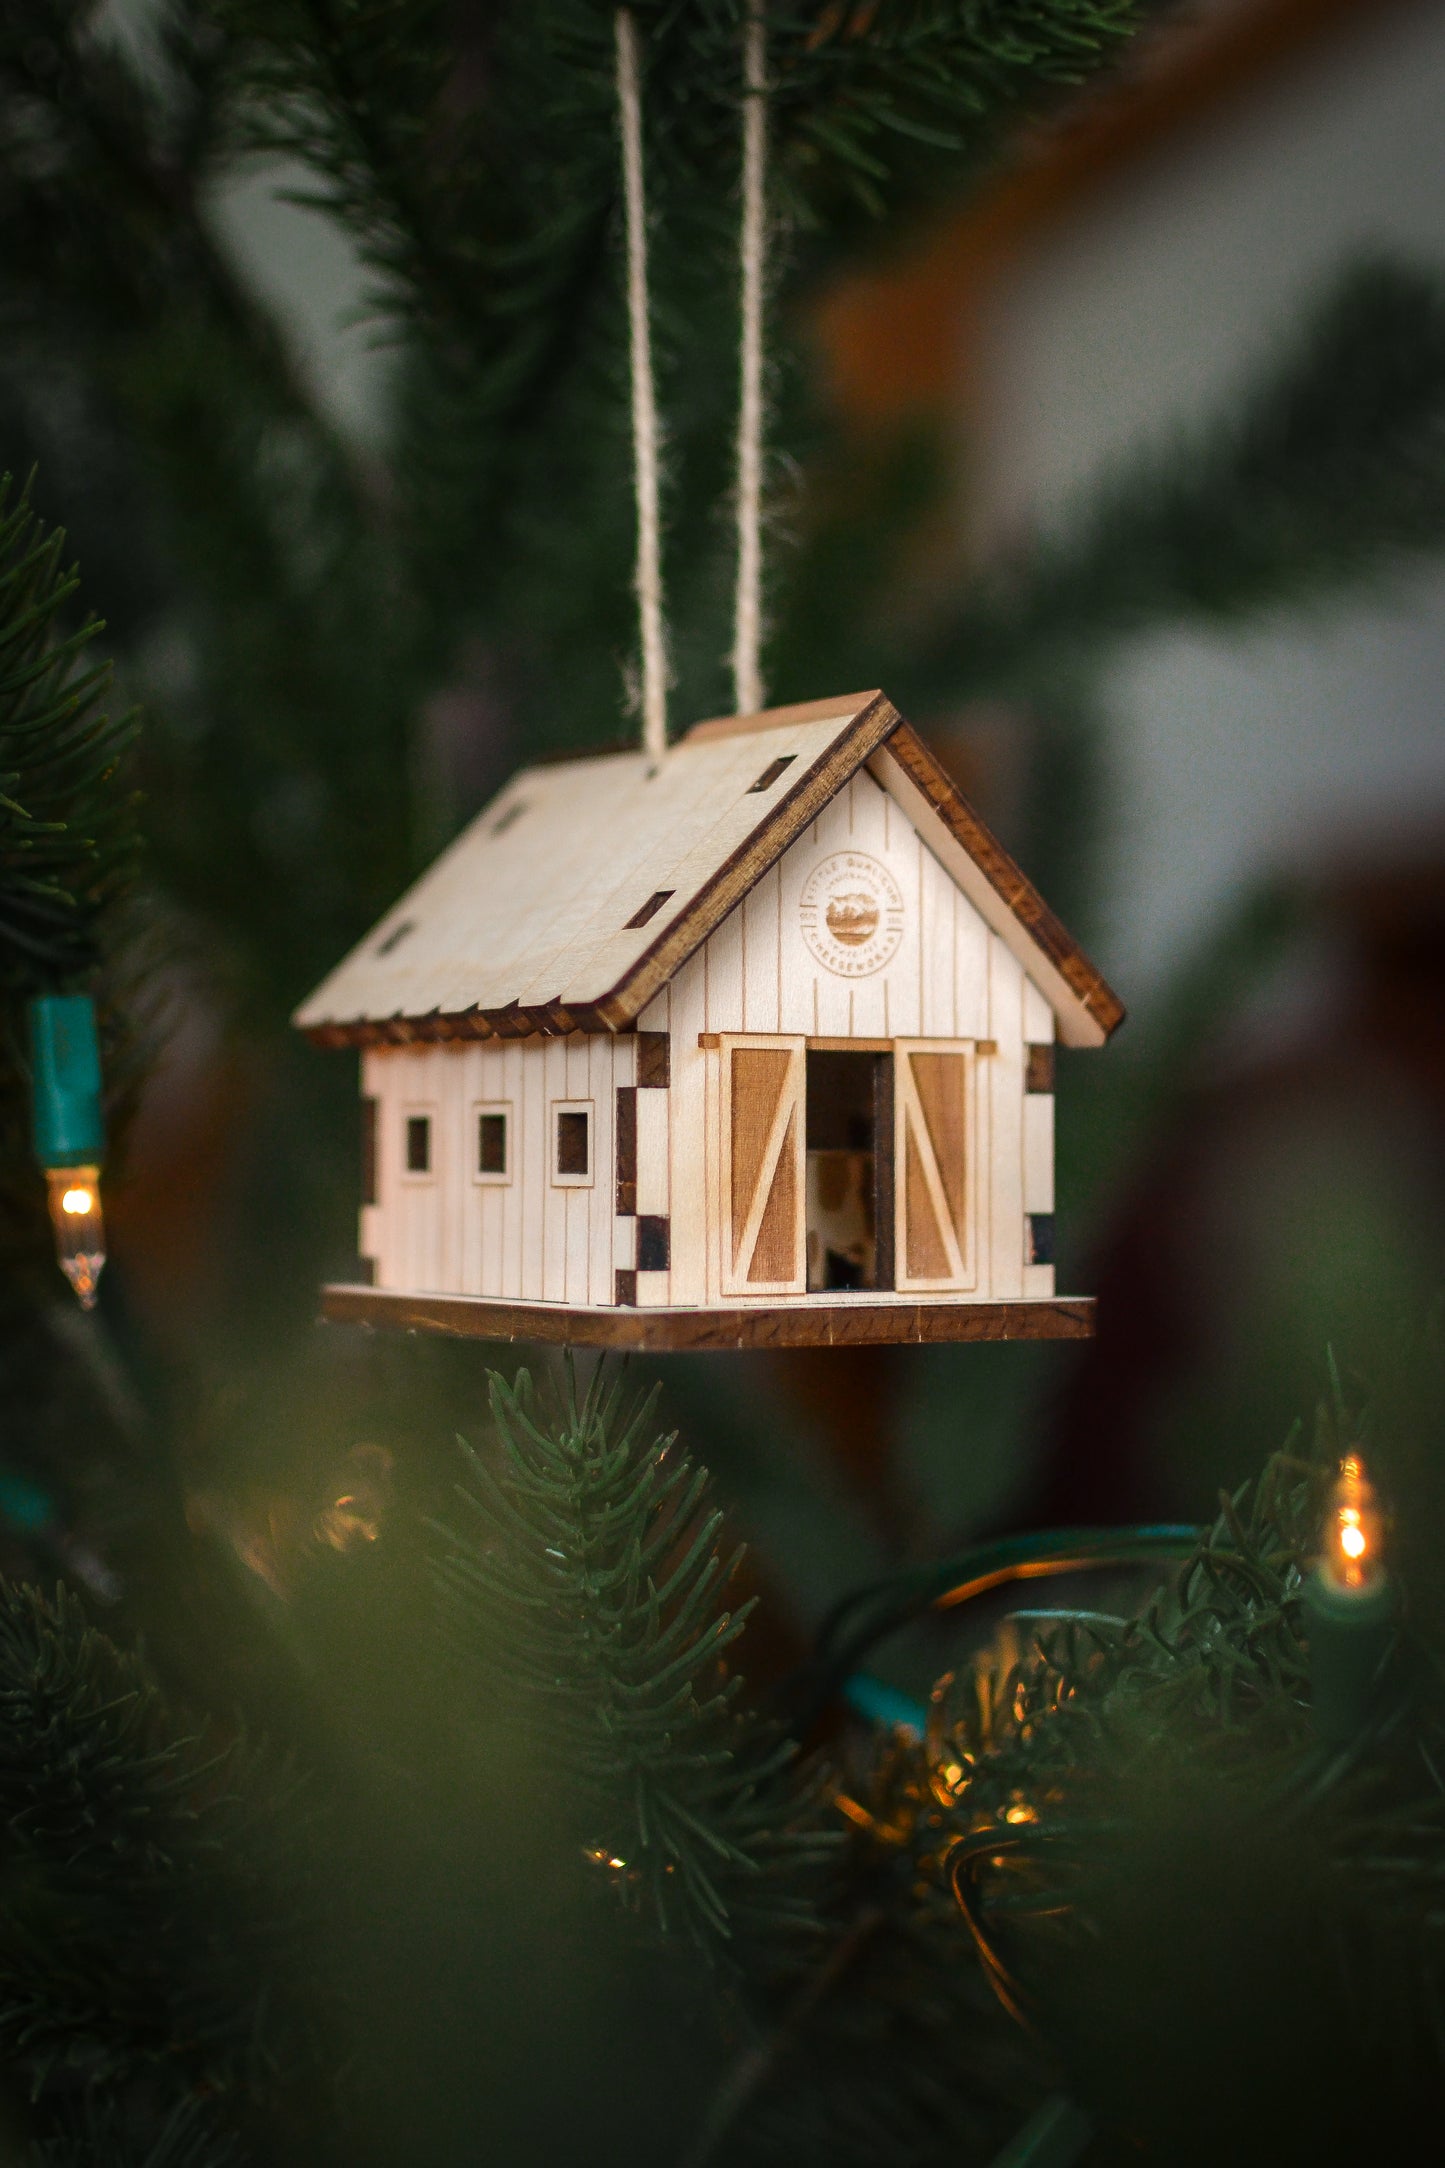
[318,1285,1096,1348]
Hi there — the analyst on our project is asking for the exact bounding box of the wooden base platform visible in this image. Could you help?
[319,1285,1095,1350]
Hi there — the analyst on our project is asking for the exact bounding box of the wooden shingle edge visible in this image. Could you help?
[868,724,1126,1049]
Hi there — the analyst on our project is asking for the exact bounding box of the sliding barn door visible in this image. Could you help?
[720,1036,806,1296]
[893,1041,977,1292]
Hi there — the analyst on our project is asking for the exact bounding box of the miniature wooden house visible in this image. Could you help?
[295,692,1124,1349]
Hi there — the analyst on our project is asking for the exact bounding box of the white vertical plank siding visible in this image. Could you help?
[705,905,744,1037]
[1023,976,1055,1045]
[458,1045,479,1295]
[441,1044,467,1292]
[560,1035,588,1305]
[586,1032,612,1304]
[843,779,890,1038]
[985,941,1025,1299]
[705,1029,723,1303]
[509,1040,530,1292]
[807,785,855,1036]
[540,1038,570,1302]
[636,1086,670,1215]
[953,883,990,1043]
[519,1044,548,1300]
[470,1046,496,1297]
[661,962,707,1306]
[1023,1093,1054,1213]
[741,869,781,1035]
[397,1045,443,1293]
[918,831,955,1039]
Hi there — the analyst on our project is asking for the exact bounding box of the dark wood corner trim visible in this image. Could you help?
[637,1031,670,1088]
[317,1285,1095,1350]
[1025,1043,1056,1094]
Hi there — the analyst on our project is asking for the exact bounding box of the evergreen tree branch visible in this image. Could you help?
[436,1361,836,1968]
[0,1580,328,2124]
[0,470,146,1292]
[0,473,137,1001]
[215,1,1167,438]
[751,1364,1445,2166]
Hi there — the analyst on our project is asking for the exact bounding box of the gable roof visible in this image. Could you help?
[294,691,1125,1050]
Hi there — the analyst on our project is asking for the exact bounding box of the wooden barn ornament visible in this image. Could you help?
[294,690,1125,1350]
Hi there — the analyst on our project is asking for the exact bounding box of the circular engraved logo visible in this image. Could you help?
[800,851,904,978]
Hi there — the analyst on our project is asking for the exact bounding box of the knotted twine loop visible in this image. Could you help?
[731,0,768,719]
[615,9,669,762]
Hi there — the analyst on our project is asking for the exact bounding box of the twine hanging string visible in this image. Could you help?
[731,0,768,719]
[615,10,669,763]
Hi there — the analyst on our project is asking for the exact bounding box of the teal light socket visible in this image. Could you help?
[28,994,105,1167]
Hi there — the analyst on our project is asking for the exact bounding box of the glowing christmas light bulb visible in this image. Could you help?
[44,1166,106,1310]
[1319,1454,1385,1598]
[1305,1451,1394,1746]
[28,993,107,1311]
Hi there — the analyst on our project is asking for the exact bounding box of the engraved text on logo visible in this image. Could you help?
[800,852,904,978]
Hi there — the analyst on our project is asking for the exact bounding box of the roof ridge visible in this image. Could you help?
[684,690,880,743]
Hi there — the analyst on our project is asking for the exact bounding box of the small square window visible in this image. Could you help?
[557,1110,589,1177]
[478,1108,509,1179]
[552,1102,594,1186]
[405,1114,432,1175]
[1026,1211,1055,1266]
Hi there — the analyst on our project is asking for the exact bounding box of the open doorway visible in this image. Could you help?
[805,1049,894,1292]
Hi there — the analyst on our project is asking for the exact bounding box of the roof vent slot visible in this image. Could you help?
[624,889,675,930]
[375,918,416,957]
[490,801,526,836]
[747,754,796,793]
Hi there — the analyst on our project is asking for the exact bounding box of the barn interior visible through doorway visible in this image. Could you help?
[805,1049,894,1292]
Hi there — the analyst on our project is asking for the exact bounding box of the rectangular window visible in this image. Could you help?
[1027,1212,1056,1266]
[475,1106,510,1182]
[405,1113,432,1175]
[552,1102,594,1186]
[361,1096,378,1206]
